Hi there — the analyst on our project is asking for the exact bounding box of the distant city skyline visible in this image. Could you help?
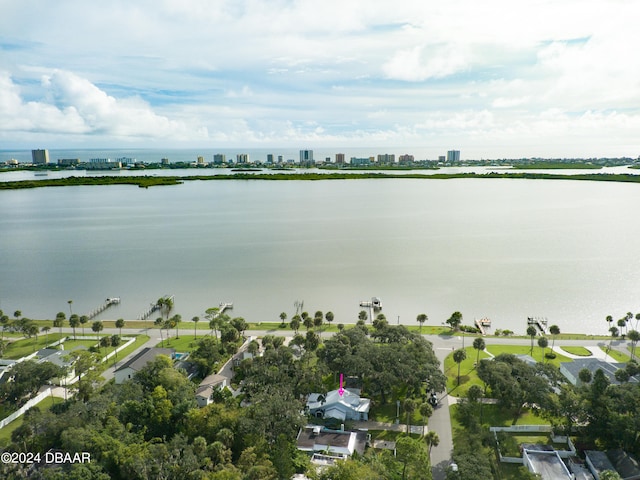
[1,1,639,158]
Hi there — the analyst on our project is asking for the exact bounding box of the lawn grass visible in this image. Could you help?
[560,346,592,356]
[444,347,492,397]
[58,339,100,350]
[601,346,631,363]
[3,333,65,359]
[103,335,150,368]
[156,334,206,352]
[484,344,572,367]
[0,395,59,446]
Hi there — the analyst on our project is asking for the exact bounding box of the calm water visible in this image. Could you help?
[1,177,639,335]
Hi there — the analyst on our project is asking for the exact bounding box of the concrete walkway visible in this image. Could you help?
[551,345,617,362]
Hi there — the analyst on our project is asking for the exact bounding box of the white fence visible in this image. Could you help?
[491,425,576,463]
[0,388,52,429]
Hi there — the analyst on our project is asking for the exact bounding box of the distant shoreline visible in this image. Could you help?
[2,171,640,190]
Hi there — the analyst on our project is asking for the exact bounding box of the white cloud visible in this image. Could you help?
[383,44,470,81]
[0,70,197,141]
[0,1,639,156]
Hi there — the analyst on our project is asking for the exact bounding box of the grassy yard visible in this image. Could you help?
[600,345,631,362]
[369,400,429,425]
[560,346,592,356]
[0,395,59,446]
[103,335,150,368]
[2,333,65,359]
[156,335,206,352]
[484,344,572,367]
[444,347,492,397]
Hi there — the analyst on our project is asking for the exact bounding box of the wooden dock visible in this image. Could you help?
[218,302,233,315]
[474,317,491,335]
[138,295,174,321]
[527,316,549,335]
[86,297,120,320]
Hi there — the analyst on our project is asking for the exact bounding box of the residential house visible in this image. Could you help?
[114,347,175,384]
[560,358,640,386]
[306,388,370,421]
[35,349,76,385]
[195,373,228,407]
[296,425,368,465]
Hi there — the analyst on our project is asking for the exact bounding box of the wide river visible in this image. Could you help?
[1,177,639,335]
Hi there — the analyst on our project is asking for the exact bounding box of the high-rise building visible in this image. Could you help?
[236,153,249,163]
[299,150,314,165]
[267,154,274,164]
[447,150,460,162]
[335,153,345,165]
[31,149,49,164]
[213,154,226,165]
[377,154,395,165]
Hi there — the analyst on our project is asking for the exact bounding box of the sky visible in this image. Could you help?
[1,0,639,158]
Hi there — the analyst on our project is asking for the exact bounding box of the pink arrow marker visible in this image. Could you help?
[338,373,345,397]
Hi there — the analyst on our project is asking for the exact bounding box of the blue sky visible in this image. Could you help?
[1,0,639,158]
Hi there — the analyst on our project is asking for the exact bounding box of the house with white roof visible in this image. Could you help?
[296,425,368,466]
[306,388,370,421]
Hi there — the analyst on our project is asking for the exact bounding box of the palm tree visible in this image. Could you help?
[158,296,174,321]
[115,318,125,337]
[54,311,66,338]
[425,431,440,455]
[313,314,323,333]
[41,326,51,345]
[279,312,287,327]
[627,330,640,360]
[92,320,104,341]
[27,324,39,351]
[191,316,200,339]
[526,325,537,355]
[325,311,334,329]
[67,300,73,317]
[538,337,549,362]
[155,317,165,346]
[303,316,314,332]
[472,337,485,365]
[0,315,9,339]
[80,315,88,337]
[446,311,463,331]
[172,314,181,339]
[289,315,301,334]
[618,318,627,338]
[416,313,428,333]
[205,307,220,339]
[608,326,619,353]
[13,310,21,320]
[358,310,368,322]
[636,313,640,331]
[549,324,560,352]
[419,402,433,436]
[403,398,416,433]
[99,335,111,355]
[69,314,80,340]
[453,348,467,385]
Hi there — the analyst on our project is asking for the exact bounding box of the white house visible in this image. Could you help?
[306,388,370,421]
[114,347,175,384]
[296,425,368,461]
[35,349,76,386]
[195,373,228,407]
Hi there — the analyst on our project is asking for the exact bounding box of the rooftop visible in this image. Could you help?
[296,426,367,457]
[114,347,174,373]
